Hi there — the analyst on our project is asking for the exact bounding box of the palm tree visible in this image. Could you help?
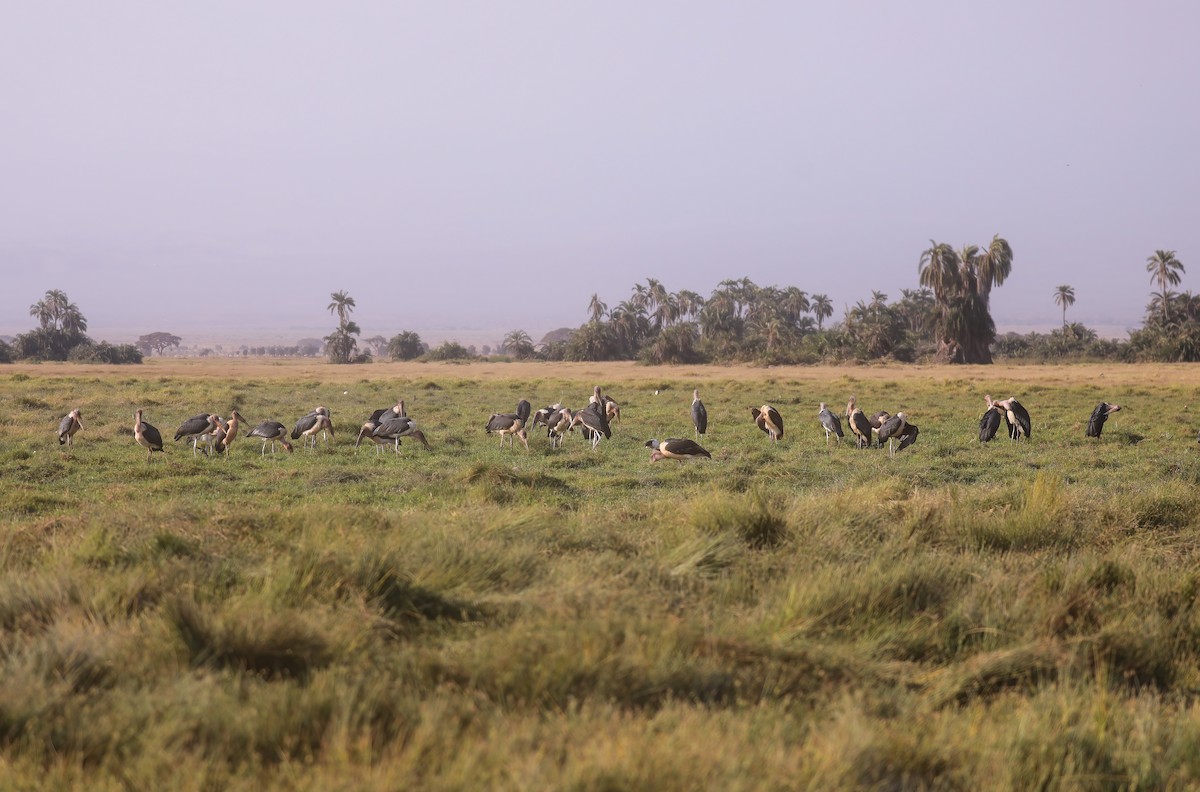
[502,329,536,359]
[587,294,608,324]
[1146,250,1185,322]
[327,291,356,329]
[918,236,1013,363]
[1053,285,1075,330]
[811,294,833,331]
[29,297,52,330]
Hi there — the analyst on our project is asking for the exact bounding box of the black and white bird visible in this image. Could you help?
[486,413,529,450]
[817,402,843,446]
[175,413,218,456]
[691,389,708,440]
[57,408,84,448]
[530,403,561,433]
[979,395,1004,443]
[645,437,712,463]
[134,409,164,460]
[1086,402,1121,438]
[846,396,873,449]
[247,421,294,454]
[994,397,1031,442]
[751,404,784,444]
[876,412,918,456]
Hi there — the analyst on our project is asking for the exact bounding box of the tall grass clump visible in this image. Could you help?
[690,490,790,549]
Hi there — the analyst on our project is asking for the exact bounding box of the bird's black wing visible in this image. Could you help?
[292,414,318,439]
[1086,402,1108,438]
[692,401,708,435]
[897,424,919,452]
[663,438,711,458]
[979,409,1001,442]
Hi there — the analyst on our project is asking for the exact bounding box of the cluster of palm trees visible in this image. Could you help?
[917,236,1014,364]
[550,278,836,363]
[324,291,365,364]
[18,290,92,359]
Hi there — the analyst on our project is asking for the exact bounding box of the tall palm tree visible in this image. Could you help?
[1053,285,1075,330]
[327,291,356,329]
[587,293,608,324]
[29,297,52,330]
[811,294,833,331]
[1146,250,1185,322]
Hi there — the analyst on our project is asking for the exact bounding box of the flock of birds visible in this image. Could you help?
[50,388,1129,463]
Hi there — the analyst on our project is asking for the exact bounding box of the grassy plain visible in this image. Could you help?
[3,358,1200,789]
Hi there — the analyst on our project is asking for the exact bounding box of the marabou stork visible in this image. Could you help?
[292,406,333,448]
[603,395,621,424]
[1086,402,1121,438]
[212,410,245,456]
[846,396,873,449]
[876,412,916,456]
[373,414,431,453]
[751,404,784,444]
[547,407,573,449]
[570,402,611,450]
[134,409,164,459]
[994,397,1031,442]
[175,413,217,456]
[979,395,1004,443]
[247,421,293,454]
[530,403,561,433]
[58,409,83,448]
[516,399,531,426]
[817,402,843,446]
[486,414,529,450]
[691,389,708,440]
[645,437,712,463]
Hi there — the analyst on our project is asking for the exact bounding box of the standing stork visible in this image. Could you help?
[57,408,84,448]
[547,406,573,449]
[291,406,333,449]
[175,413,217,456]
[486,414,529,450]
[247,421,293,454]
[750,404,784,444]
[994,397,1031,442]
[570,402,612,450]
[691,389,708,440]
[212,410,245,457]
[603,395,621,425]
[134,409,164,460]
[876,412,915,456]
[979,395,1004,443]
[817,402,843,446]
[846,396,873,449]
[1086,402,1121,438]
[645,437,712,463]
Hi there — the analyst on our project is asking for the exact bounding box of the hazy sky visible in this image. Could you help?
[3,2,1197,345]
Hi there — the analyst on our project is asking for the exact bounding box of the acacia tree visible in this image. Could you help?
[1146,250,1185,322]
[1053,285,1075,330]
[136,332,182,356]
[918,235,1013,363]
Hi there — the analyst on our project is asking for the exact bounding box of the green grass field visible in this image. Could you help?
[4,359,1200,789]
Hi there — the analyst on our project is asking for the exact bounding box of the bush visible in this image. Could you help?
[423,341,477,361]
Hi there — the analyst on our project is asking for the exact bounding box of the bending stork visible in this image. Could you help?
[751,404,784,444]
[570,403,611,450]
[1086,402,1121,438]
[876,412,915,457]
[58,408,84,448]
[817,402,843,446]
[373,414,431,453]
[134,409,164,460]
[291,406,333,448]
[994,397,1031,442]
[516,399,531,426]
[691,389,708,440]
[547,407,573,449]
[645,437,712,463]
[486,414,529,450]
[212,410,245,457]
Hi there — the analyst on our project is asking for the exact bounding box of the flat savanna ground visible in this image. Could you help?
[4,358,1200,790]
